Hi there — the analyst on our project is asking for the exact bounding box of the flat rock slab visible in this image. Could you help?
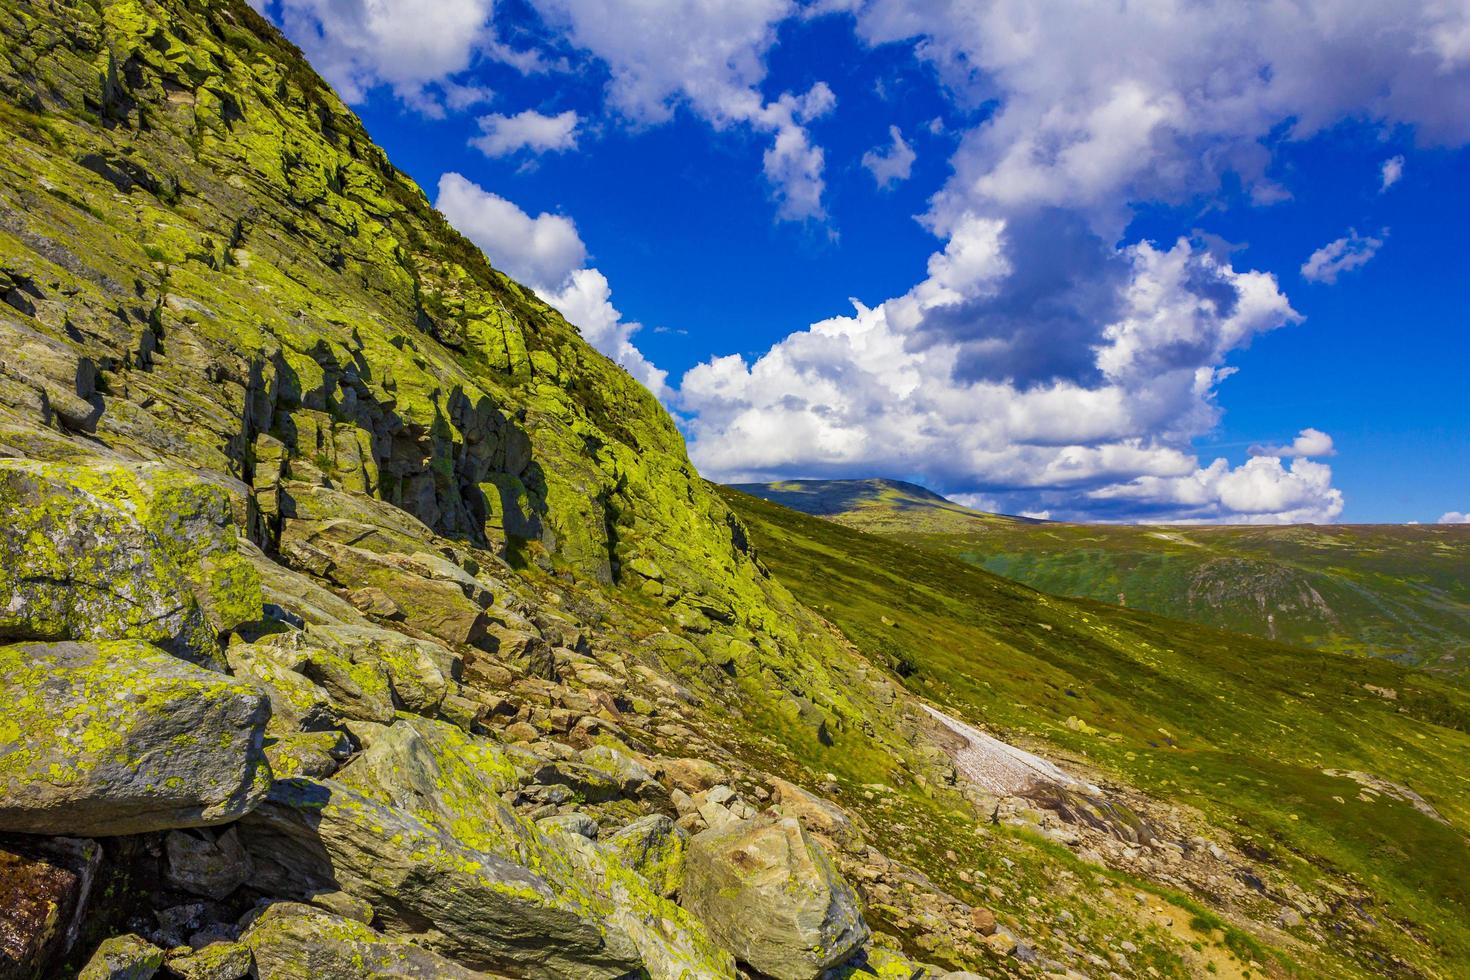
[239,776,642,979]
[0,640,271,836]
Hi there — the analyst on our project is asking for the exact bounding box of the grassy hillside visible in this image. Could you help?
[721,484,1470,978]
[734,480,1470,678]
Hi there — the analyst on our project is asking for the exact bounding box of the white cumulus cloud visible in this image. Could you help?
[271,0,533,114]
[1440,511,1470,524]
[471,109,580,157]
[435,173,586,288]
[862,125,916,188]
[1301,230,1385,284]
[832,0,1470,238]
[1248,427,1336,458]
[676,231,1341,522]
[436,174,668,397]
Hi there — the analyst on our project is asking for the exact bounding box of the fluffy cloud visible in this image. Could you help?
[1381,155,1405,191]
[862,125,916,188]
[1440,511,1470,524]
[1089,457,1343,524]
[1248,427,1335,458]
[436,174,667,397]
[271,0,515,113]
[528,0,834,219]
[833,0,1470,237]
[1301,230,1385,284]
[471,109,580,157]
[677,233,1343,522]
[675,0,1470,520]
[435,173,585,287]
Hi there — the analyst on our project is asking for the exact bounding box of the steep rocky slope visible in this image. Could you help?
[736,479,1470,678]
[0,2,1464,979]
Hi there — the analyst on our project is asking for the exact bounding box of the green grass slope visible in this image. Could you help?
[721,485,1470,978]
[735,480,1470,679]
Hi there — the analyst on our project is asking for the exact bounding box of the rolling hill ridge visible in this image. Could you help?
[735,478,1470,679]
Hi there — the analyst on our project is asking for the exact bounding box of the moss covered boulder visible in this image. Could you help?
[0,460,261,666]
[319,716,734,979]
[681,813,869,980]
[241,902,488,979]
[238,775,644,978]
[164,940,254,980]
[603,814,687,898]
[77,933,165,980]
[0,640,271,835]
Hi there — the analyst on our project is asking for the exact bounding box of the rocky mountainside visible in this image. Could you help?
[0,2,1465,979]
[735,479,1470,679]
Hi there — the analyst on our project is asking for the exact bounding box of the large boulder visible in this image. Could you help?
[241,902,487,979]
[0,836,100,978]
[238,777,642,978]
[681,814,869,980]
[241,716,733,978]
[0,641,272,835]
[0,460,261,666]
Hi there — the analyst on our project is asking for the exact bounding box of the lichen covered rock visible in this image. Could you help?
[242,902,487,979]
[0,640,271,835]
[681,814,869,980]
[604,814,687,898]
[299,716,734,979]
[164,940,254,980]
[239,776,643,978]
[0,460,261,666]
[78,933,165,980]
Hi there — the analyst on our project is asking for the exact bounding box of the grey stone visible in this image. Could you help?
[681,814,869,980]
[0,641,271,836]
[78,934,164,980]
[165,828,253,900]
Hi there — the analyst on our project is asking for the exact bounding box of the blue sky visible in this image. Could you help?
[254,0,1469,524]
